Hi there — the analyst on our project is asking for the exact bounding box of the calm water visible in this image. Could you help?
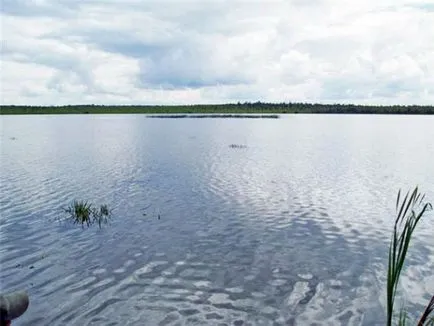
[1,114,433,325]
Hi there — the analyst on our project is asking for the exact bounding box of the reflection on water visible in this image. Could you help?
[1,114,433,325]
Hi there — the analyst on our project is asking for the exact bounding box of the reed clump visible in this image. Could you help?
[63,200,112,229]
[387,187,433,326]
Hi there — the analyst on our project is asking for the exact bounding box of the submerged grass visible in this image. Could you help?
[62,200,112,229]
[387,187,433,326]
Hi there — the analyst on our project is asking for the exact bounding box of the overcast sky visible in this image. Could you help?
[1,0,433,105]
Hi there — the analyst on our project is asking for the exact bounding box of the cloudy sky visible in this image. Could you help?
[1,0,433,106]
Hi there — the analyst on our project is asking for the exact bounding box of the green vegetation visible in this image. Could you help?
[147,114,279,118]
[62,200,112,229]
[387,187,433,326]
[229,144,247,149]
[1,102,433,115]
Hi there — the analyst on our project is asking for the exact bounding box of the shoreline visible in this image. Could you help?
[1,103,433,115]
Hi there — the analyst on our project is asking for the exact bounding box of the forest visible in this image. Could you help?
[1,102,433,115]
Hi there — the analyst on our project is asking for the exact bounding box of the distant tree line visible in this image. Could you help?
[1,102,433,115]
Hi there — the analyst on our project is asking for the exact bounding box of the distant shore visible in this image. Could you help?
[1,103,433,115]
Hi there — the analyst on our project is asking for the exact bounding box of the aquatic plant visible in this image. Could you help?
[147,114,279,119]
[229,144,247,149]
[62,200,112,229]
[417,296,434,326]
[387,187,433,326]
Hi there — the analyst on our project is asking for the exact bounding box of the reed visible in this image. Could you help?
[387,187,433,326]
[63,200,112,229]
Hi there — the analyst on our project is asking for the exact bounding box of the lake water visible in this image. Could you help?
[1,114,433,326]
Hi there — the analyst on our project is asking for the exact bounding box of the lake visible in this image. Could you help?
[1,114,433,325]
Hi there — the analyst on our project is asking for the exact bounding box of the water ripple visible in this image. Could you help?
[1,115,433,325]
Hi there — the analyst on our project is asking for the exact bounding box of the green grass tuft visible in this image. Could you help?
[63,200,112,229]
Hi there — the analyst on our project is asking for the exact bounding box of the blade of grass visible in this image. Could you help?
[386,187,432,326]
[399,308,408,326]
[418,295,434,326]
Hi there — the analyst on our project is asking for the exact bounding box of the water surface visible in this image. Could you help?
[1,114,433,325]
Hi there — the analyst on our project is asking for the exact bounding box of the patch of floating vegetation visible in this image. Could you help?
[147,114,279,119]
[229,144,248,149]
[60,200,112,229]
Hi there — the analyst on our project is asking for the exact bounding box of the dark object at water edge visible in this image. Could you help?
[0,291,29,322]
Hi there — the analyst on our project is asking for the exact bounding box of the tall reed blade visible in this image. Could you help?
[418,296,434,326]
[386,187,433,326]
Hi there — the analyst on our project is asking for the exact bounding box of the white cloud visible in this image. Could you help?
[1,0,433,105]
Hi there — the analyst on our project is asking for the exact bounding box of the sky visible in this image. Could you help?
[1,0,433,106]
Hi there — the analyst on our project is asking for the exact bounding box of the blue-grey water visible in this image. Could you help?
[0,114,433,326]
